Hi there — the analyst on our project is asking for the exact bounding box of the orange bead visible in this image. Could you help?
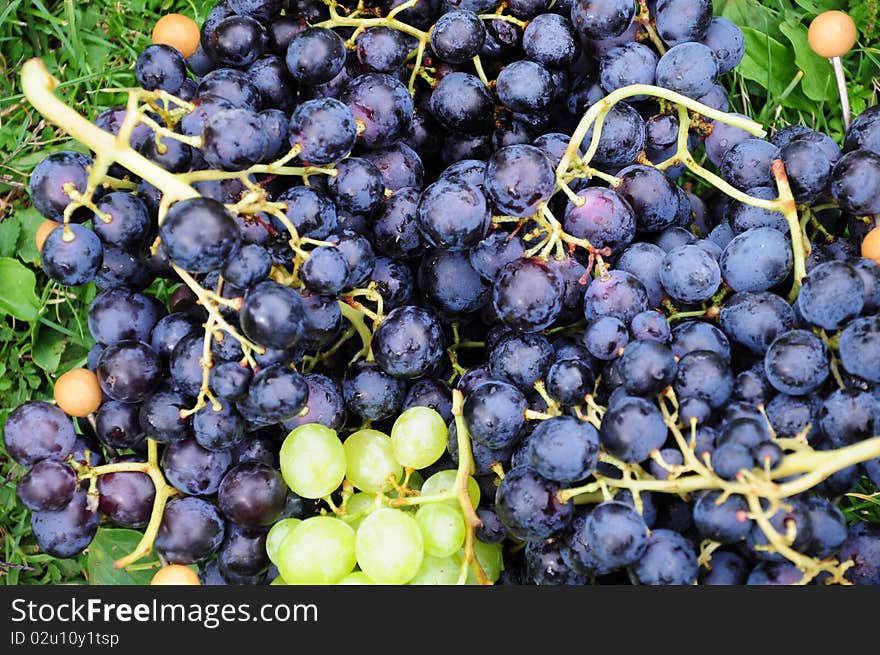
[35,219,61,252]
[54,368,103,417]
[151,564,201,585]
[862,225,880,264]
[808,10,858,58]
[152,14,201,59]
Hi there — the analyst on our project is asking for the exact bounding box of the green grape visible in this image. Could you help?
[343,491,379,528]
[280,424,346,499]
[277,516,356,584]
[343,428,402,492]
[266,518,301,565]
[355,508,424,584]
[408,553,461,585]
[416,503,466,558]
[465,540,503,584]
[391,406,449,469]
[338,571,376,585]
[421,469,480,508]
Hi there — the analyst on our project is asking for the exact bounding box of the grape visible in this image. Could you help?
[93,192,150,248]
[818,388,878,449]
[136,44,186,93]
[161,438,233,496]
[497,60,554,114]
[746,561,805,585]
[219,524,270,583]
[159,197,240,273]
[616,165,680,233]
[570,0,635,40]
[490,332,554,389]
[720,227,792,293]
[97,457,156,529]
[3,401,76,467]
[328,157,385,214]
[97,341,161,403]
[631,310,671,344]
[618,340,678,397]
[839,524,880,585]
[599,42,658,96]
[391,406,448,470]
[693,491,751,544]
[720,139,780,191]
[343,428,402,493]
[266,518,302,566]
[485,144,556,218]
[29,151,92,220]
[495,465,573,540]
[655,42,718,99]
[356,26,409,72]
[599,396,667,463]
[616,242,667,307]
[419,249,490,316]
[16,460,77,512]
[746,498,813,561]
[31,490,98,559]
[796,261,864,330]
[700,550,748,585]
[417,178,490,250]
[285,27,344,85]
[526,415,599,483]
[581,102,646,167]
[525,539,590,585]
[431,10,486,64]
[421,470,481,508]
[804,497,848,558]
[522,14,577,69]
[564,187,636,252]
[355,508,424,584]
[632,529,698,585]
[408,554,460,585]
[363,143,424,191]
[344,73,413,150]
[838,316,880,383]
[656,0,712,45]
[463,381,526,449]
[140,386,192,444]
[673,350,734,409]
[585,501,649,568]
[342,361,406,422]
[780,138,832,203]
[277,515,357,584]
[672,320,731,361]
[155,496,225,564]
[469,232,526,281]
[764,329,830,396]
[493,258,564,333]
[583,270,649,324]
[280,423,346,499]
[545,358,595,405]
[219,462,288,526]
[660,244,721,303]
[240,280,306,350]
[830,149,880,215]
[41,224,103,286]
[202,107,268,170]
[429,72,493,134]
[701,16,745,75]
[416,504,466,558]
[288,98,357,165]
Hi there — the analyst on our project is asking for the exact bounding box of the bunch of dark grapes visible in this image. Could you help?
[7,0,880,586]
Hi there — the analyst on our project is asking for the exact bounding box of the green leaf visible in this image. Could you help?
[721,0,785,41]
[779,18,836,102]
[0,256,40,322]
[32,327,66,374]
[738,28,812,111]
[792,0,845,14]
[87,528,162,585]
[15,206,46,265]
[0,219,21,258]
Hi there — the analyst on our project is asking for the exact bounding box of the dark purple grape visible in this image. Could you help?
[655,42,718,99]
[28,151,92,220]
[616,164,680,233]
[584,316,629,360]
[282,374,346,431]
[343,73,414,150]
[485,144,556,217]
[218,461,287,527]
[655,0,712,45]
[289,98,357,164]
[428,72,493,133]
[341,360,405,421]
[155,496,225,564]
[41,224,102,286]
[570,0,635,40]
[632,529,698,585]
[162,438,233,496]
[159,197,241,273]
[720,227,792,293]
[831,149,880,215]
[285,27,345,85]
[673,350,734,409]
[838,316,880,383]
[239,280,306,350]
[97,456,156,528]
[796,261,864,330]
[599,395,667,463]
[136,44,186,93]
[417,179,490,250]
[373,306,444,379]
[418,249,490,317]
[495,465,573,540]
[31,490,98,559]
[139,386,193,444]
[17,459,77,512]
[97,340,161,403]
[618,340,677,397]
[583,270,648,324]
[494,258,564,333]
[3,401,76,466]
[720,138,780,191]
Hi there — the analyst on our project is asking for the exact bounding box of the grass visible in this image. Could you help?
[0,0,878,586]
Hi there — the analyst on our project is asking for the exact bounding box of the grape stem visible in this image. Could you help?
[74,439,179,570]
